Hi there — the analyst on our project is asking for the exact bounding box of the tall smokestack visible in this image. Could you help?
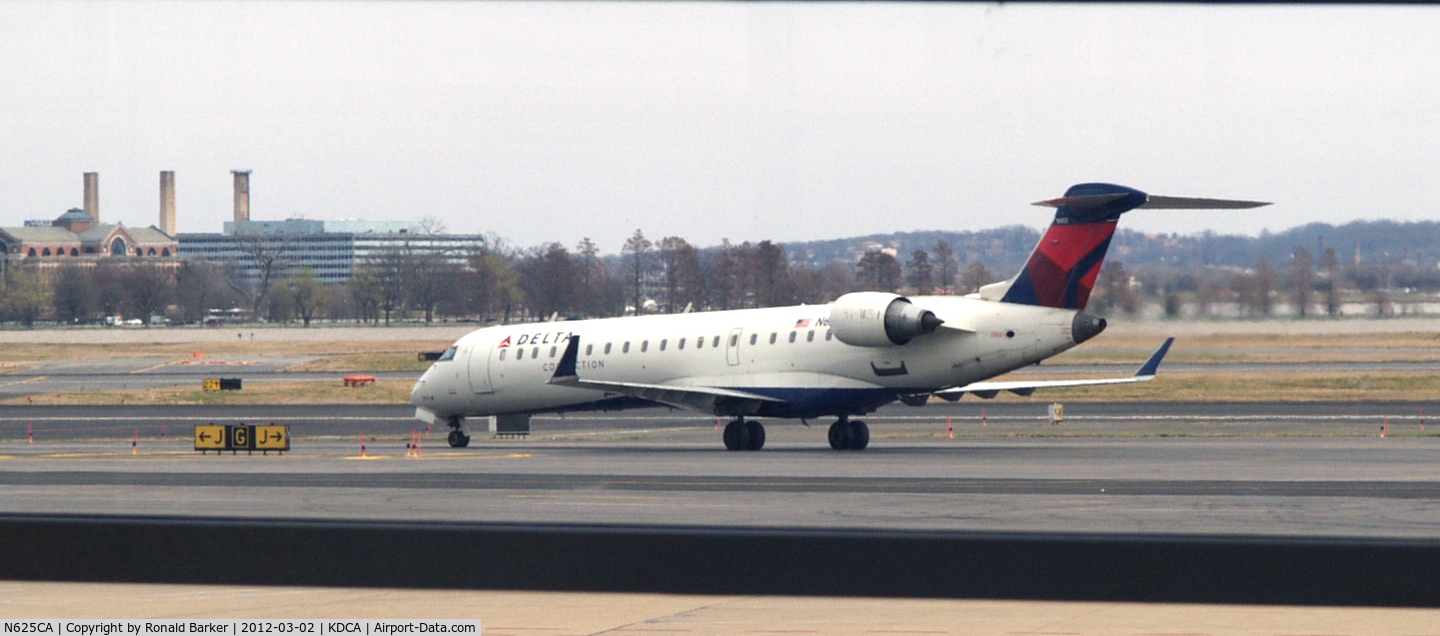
[83,172,99,221]
[232,170,251,223]
[159,171,176,236]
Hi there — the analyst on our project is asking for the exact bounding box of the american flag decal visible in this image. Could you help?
[794,318,811,328]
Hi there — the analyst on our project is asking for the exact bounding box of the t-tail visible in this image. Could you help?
[985,183,1269,310]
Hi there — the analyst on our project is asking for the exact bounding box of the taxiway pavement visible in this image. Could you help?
[5,404,1440,632]
[2,403,1440,538]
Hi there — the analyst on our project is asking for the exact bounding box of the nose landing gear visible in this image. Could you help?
[722,418,766,451]
[446,417,471,448]
[828,417,869,451]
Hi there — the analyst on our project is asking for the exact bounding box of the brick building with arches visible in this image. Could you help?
[0,208,177,275]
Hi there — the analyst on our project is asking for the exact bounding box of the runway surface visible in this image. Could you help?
[7,398,1440,630]
[2,401,1440,539]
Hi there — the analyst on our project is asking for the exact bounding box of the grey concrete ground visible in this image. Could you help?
[4,584,1440,635]
[3,432,1440,538]
[5,322,1440,632]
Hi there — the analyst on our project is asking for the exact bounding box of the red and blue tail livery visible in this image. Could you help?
[997,183,1268,310]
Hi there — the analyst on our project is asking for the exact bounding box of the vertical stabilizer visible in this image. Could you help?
[993,183,1268,310]
[998,183,1145,309]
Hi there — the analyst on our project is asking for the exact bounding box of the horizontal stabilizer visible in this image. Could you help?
[933,337,1174,399]
[1140,196,1270,210]
[1034,194,1269,210]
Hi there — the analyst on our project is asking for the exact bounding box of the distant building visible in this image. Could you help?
[2,171,483,285]
[0,171,179,276]
[178,219,484,284]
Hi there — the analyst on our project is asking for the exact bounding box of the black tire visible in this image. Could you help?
[848,420,870,451]
[745,420,766,451]
[447,430,470,448]
[828,420,851,450]
[723,420,748,451]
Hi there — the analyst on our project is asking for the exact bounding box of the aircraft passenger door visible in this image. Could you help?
[725,327,743,367]
[467,337,499,394]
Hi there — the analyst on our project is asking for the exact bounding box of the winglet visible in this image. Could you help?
[1135,337,1174,378]
[549,335,581,385]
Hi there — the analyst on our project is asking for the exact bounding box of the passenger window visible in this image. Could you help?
[769,333,777,344]
[532,347,539,359]
[585,344,593,356]
[549,346,557,358]
[641,340,649,353]
[677,339,685,350]
[605,343,613,354]
[749,334,757,345]
[623,342,631,353]
[499,349,507,361]
[716,336,723,348]
[807,330,815,342]
[660,339,667,351]
[517,348,525,360]
[788,332,797,343]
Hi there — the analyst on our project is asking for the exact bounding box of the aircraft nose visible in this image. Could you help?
[410,370,433,405]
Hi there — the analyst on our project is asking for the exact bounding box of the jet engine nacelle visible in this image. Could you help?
[828,292,944,347]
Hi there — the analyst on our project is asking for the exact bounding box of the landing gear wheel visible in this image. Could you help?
[847,420,869,451]
[447,429,471,448]
[828,420,852,450]
[745,420,766,451]
[723,419,749,451]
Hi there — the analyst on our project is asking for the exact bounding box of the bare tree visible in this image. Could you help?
[176,260,231,323]
[1256,255,1277,317]
[1322,248,1343,317]
[750,240,794,307]
[463,245,523,323]
[282,267,329,327]
[51,264,96,324]
[856,250,902,292]
[518,243,578,318]
[574,237,607,318]
[907,249,933,295]
[958,261,993,294]
[707,239,744,310]
[124,264,176,324]
[226,232,293,319]
[932,240,956,293]
[1,268,50,328]
[1290,246,1314,318]
[368,246,409,325]
[346,265,384,324]
[407,250,460,324]
[657,236,704,313]
[621,229,654,315]
[1092,260,1140,316]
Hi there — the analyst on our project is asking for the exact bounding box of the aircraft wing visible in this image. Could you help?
[933,337,1174,400]
[548,336,787,414]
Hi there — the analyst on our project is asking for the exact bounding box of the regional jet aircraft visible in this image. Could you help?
[412,183,1267,451]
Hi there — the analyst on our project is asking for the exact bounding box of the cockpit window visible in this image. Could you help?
[437,346,458,362]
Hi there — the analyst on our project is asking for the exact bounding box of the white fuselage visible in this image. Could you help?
[411,296,1088,423]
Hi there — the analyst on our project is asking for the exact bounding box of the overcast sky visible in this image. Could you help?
[2,2,1437,253]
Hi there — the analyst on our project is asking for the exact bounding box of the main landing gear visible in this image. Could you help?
[828,417,869,451]
[721,417,870,451]
[446,417,471,448]
[722,418,766,451]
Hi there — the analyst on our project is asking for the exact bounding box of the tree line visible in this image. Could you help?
[1,223,1437,328]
